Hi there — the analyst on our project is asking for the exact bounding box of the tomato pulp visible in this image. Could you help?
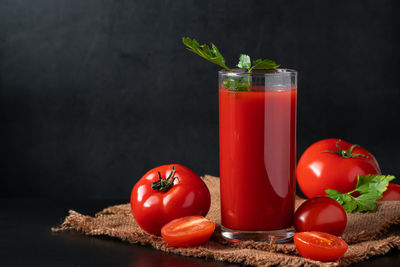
[219,87,297,231]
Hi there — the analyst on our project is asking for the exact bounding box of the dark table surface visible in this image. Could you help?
[2,198,400,267]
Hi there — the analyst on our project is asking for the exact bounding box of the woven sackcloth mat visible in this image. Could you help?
[52,175,400,266]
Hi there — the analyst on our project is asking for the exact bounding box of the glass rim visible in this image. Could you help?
[219,68,297,76]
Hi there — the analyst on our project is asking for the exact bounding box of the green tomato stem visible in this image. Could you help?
[323,139,369,159]
[151,166,179,192]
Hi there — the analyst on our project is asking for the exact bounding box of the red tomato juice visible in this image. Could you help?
[219,87,297,231]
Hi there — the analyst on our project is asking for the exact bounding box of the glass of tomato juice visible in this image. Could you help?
[219,69,297,242]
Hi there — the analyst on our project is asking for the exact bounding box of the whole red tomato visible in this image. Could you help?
[130,164,211,235]
[379,183,400,201]
[294,197,347,236]
[297,139,381,198]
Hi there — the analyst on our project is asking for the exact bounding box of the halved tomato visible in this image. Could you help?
[294,231,348,262]
[161,216,215,247]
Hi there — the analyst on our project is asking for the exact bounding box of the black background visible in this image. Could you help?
[1,0,399,199]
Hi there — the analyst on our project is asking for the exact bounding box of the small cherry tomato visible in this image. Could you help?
[161,216,215,247]
[297,139,381,198]
[294,197,347,236]
[131,164,211,235]
[294,231,348,262]
[379,183,400,201]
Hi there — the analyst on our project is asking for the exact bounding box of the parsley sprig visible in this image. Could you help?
[326,174,395,212]
[237,54,280,73]
[225,54,280,91]
[182,37,231,71]
[182,37,279,91]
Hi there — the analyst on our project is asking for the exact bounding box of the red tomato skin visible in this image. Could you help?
[294,197,347,236]
[294,232,348,262]
[379,183,400,201]
[297,139,381,198]
[161,216,215,247]
[130,164,211,235]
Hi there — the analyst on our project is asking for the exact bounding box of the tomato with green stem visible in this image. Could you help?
[130,164,211,235]
[297,139,381,198]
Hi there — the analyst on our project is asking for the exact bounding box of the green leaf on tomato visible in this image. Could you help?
[326,174,396,213]
[342,200,357,212]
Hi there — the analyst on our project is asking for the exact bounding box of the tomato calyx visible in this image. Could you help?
[323,139,369,159]
[151,166,179,192]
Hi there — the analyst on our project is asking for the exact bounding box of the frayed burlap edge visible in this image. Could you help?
[52,175,400,267]
[51,210,336,267]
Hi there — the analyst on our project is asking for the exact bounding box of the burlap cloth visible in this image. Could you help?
[52,175,400,266]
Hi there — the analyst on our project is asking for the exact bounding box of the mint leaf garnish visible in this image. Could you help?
[326,174,395,212]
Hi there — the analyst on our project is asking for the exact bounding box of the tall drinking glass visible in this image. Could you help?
[219,69,297,242]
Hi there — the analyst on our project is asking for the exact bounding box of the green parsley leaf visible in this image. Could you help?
[354,192,381,212]
[326,174,395,213]
[342,199,358,212]
[357,174,395,195]
[249,59,280,72]
[222,78,249,91]
[182,37,280,91]
[182,37,230,71]
[237,54,251,69]
[325,188,345,204]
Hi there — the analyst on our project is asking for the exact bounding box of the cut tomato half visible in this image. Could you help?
[294,231,348,262]
[161,216,215,247]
